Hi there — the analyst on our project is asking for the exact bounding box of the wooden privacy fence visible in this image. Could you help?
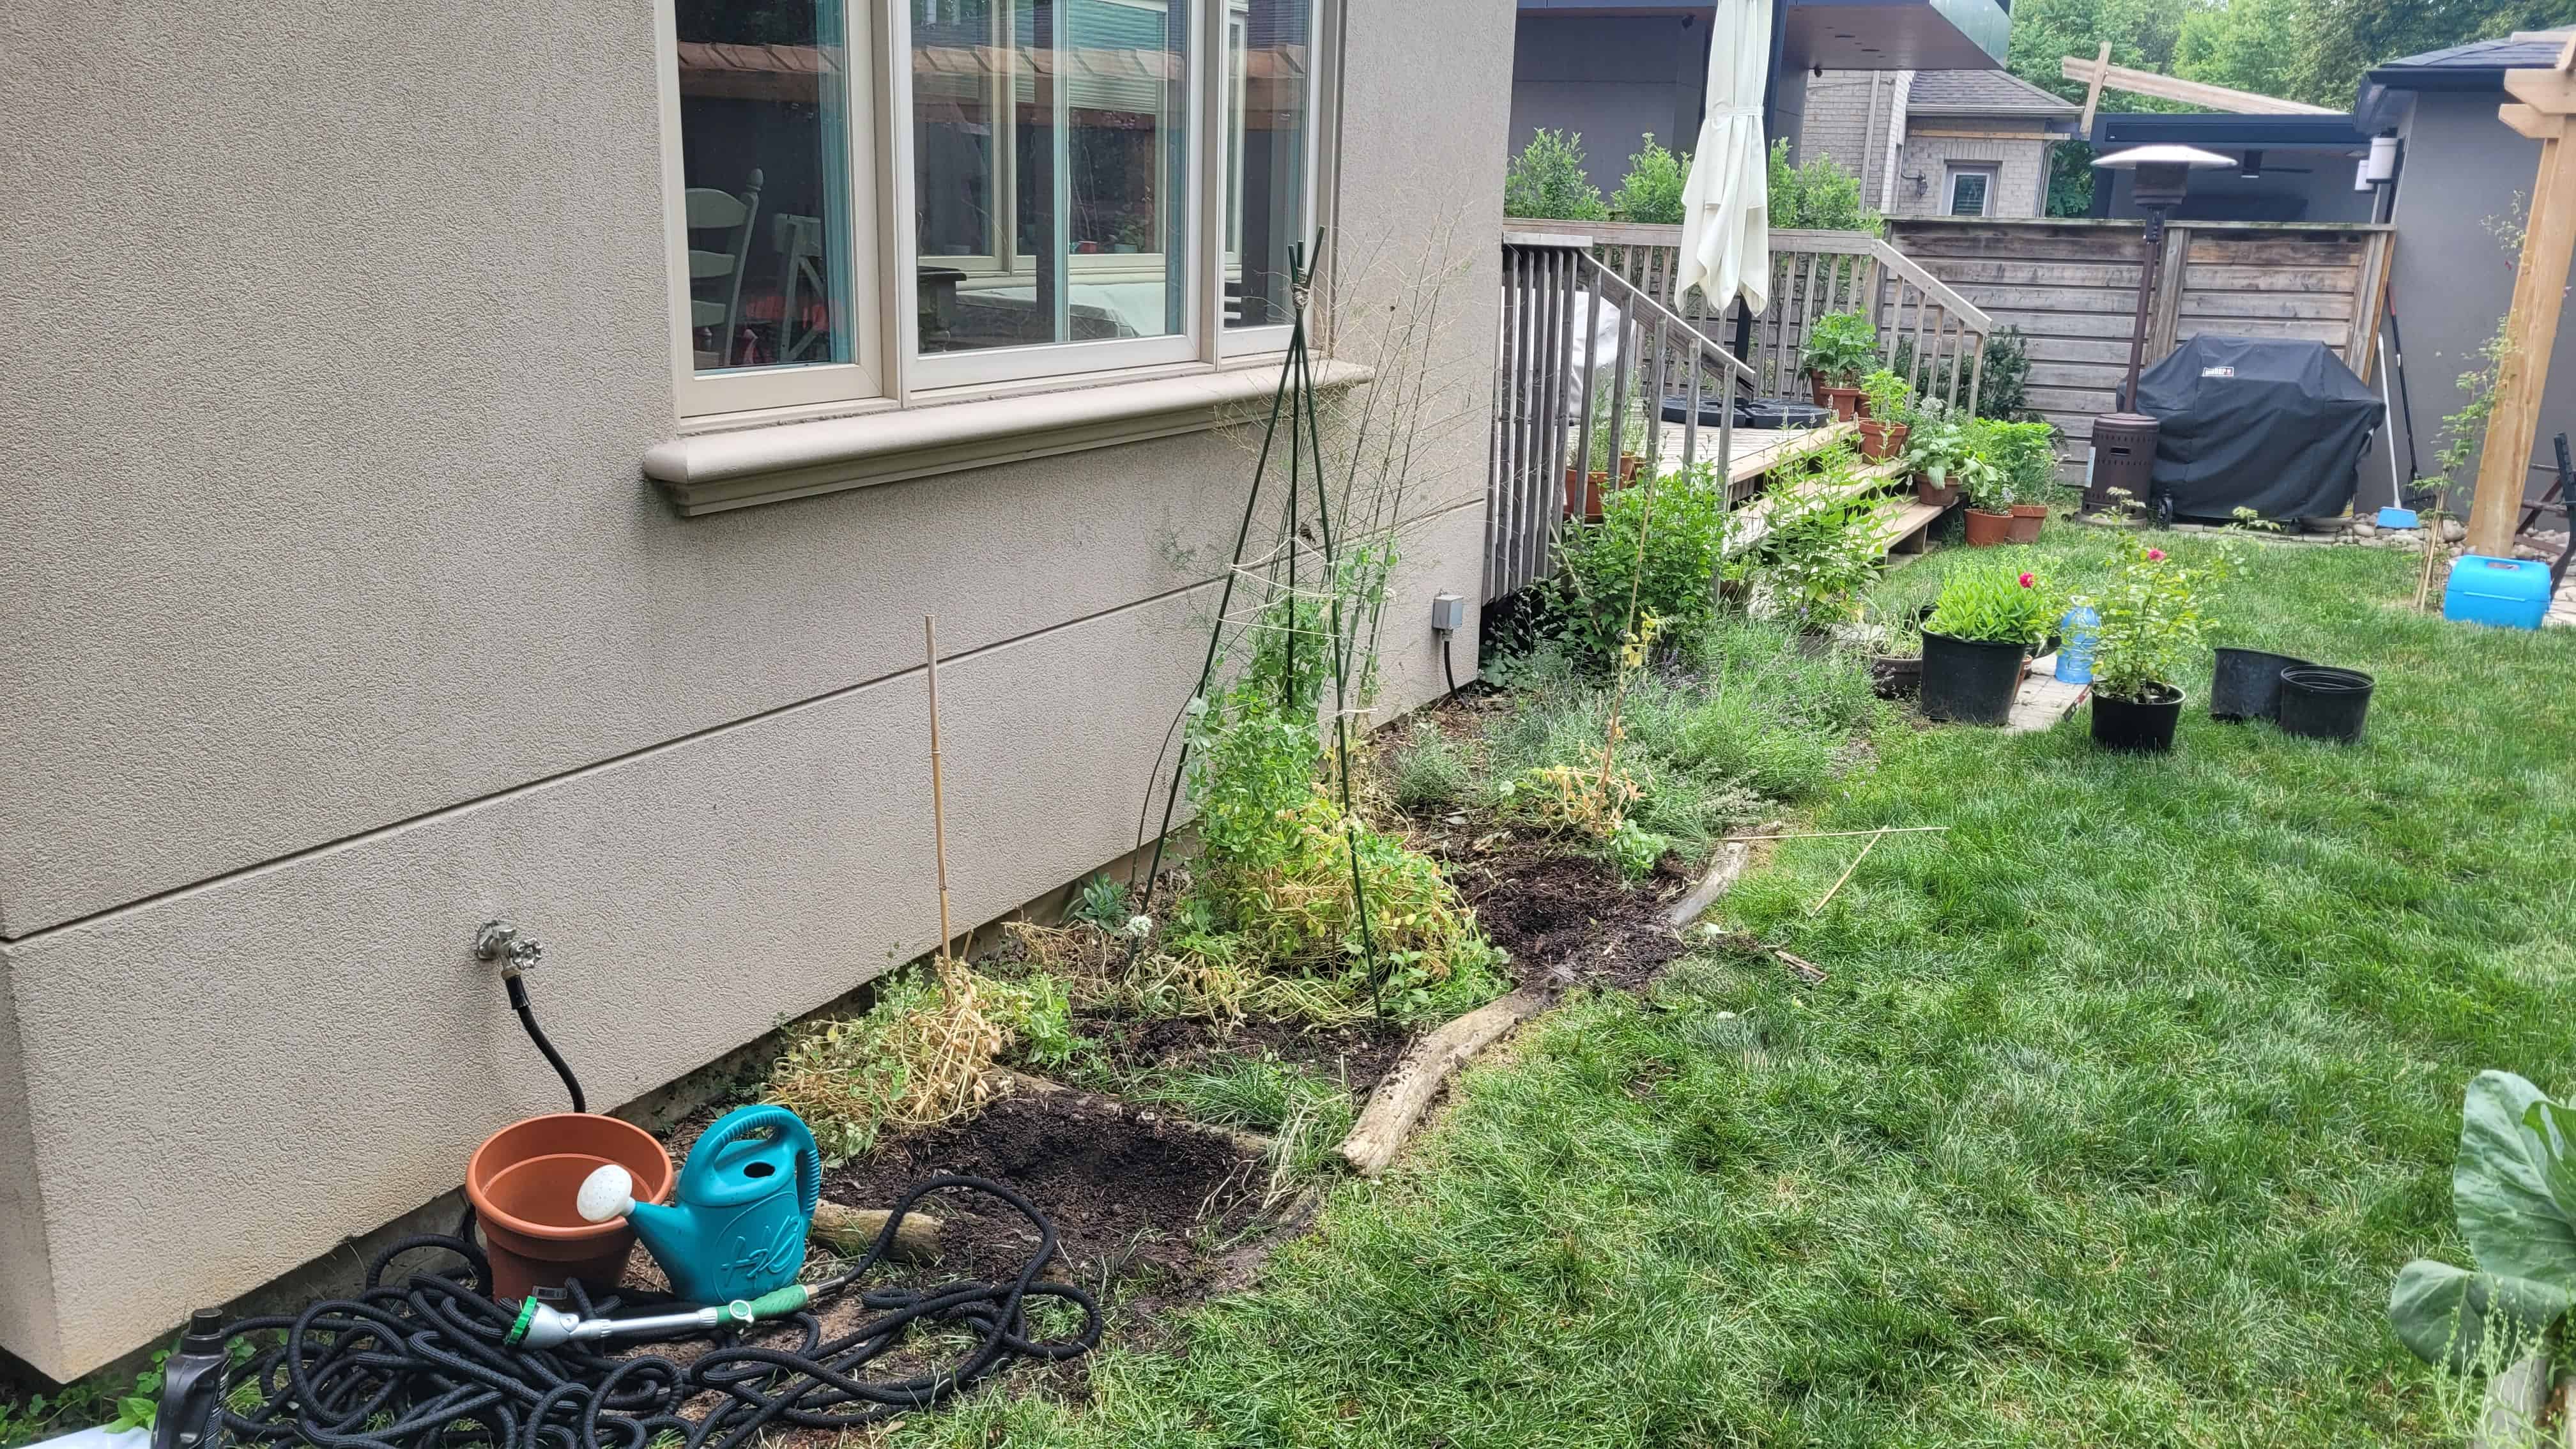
[1583,222,1998,413]
[1487,231,1755,602]
[1882,218,2396,459]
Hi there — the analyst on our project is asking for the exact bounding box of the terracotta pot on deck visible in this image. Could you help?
[2007,503,2047,544]
[1563,466,1611,523]
[1915,475,1961,509]
[1809,379,1862,422]
[1963,509,2014,547]
[1619,452,1645,482]
[1855,419,1909,463]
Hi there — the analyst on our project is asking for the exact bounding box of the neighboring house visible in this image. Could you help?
[2360,34,2576,505]
[2085,112,2379,224]
[0,0,1514,1382]
[1510,0,2012,197]
[1802,69,2079,218]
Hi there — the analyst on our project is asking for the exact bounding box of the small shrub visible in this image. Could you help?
[1974,417,2059,505]
[1800,311,1879,388]
[1767,139,1880,233]
[1542,461,1738,674]
[1926,562,2057,647]
[2091,542,2230,702]
[1505,130,1610,221]
[1611,133,1689,224]
[1894,326,2032,421]
[1388,721,1473,812]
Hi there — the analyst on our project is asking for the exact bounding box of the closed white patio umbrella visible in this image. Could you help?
[1675,0,1773,316]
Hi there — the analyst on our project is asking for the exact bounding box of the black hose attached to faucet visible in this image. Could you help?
[158,1175,1096,1449]
[505,973,585,1114]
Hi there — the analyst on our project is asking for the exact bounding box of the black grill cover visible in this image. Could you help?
[2135,335,2381,521]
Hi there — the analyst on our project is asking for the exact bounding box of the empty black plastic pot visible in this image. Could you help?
[2209,648,2312,721]
[2277,666,2375,743]
[1919,630,2025,725]
[2091,684,2186,751]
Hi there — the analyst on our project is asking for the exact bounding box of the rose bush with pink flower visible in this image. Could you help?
[2092,541,2229,702]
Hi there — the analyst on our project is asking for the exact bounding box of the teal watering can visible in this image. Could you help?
[576,1104,820,1305]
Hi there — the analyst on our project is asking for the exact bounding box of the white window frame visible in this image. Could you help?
[1945,164,1997,218]
[659,0,1324,422]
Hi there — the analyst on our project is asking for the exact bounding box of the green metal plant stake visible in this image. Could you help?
[1133,237,1382,1002]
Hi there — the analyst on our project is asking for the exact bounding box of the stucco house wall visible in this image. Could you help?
[0,0,1512,1381]
[2382,91,2576,505]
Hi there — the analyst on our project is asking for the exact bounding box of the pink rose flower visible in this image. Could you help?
[2145,548,2166,562]
[2017,572,2034,588]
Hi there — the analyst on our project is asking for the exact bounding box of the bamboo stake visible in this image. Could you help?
[924,615,958,1006]
[1809,827,1890,916]
[1724,825,1950,842]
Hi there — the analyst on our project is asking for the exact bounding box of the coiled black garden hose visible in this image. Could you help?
[180,1175,1097,1449]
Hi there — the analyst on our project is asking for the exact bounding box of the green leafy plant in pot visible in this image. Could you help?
[2388,1071,2576,1387]
[1978,418,2058,542]
[1855,369,1914,463]
[2089,542,2227,752]
[1801,310,1878,421]
[1919,562,2055,724]
[1901,414,1972,510]
[1954,440,2013,547]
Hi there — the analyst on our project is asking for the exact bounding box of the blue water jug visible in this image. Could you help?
[623,1105,820,1305]
[2056,604,2099,684]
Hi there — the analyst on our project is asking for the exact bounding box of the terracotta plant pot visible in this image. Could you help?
[1963,508,2014,546]
[1915,475,1961,509]
[1855,419,1909,463]
[1563,466,1611,523]
[2007,503,2046,544]
[1809,383,1862,422]
[466,1113,675,1303]
[1619,452,1645,483]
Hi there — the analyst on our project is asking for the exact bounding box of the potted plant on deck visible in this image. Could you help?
[2089,543,2227,753]
[1957,441,2014,547]
[1903,415,1970,509]
[1801,310,1878,421]
[1919,562,2056,724]
[1856,369,1914,463]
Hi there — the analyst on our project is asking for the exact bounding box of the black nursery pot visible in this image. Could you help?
[2090,683,2186,752]
[2278,666,2375,743]
[1919,630,2025,725]
[2209,647,2313,721]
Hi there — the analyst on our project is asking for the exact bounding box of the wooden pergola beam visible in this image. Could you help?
[2059,54,2337,118]
[2470,42,2576,556]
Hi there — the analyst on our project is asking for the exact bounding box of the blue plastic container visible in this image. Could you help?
[2055,604,2099,684]
[2442,555,2552,631]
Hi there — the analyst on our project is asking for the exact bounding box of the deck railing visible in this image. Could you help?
[1584,222,1997,415]
[1489,230,1758,604]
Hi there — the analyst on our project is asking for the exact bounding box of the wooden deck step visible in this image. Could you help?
[1873,498,1952,556]
[1653,420,1860,487]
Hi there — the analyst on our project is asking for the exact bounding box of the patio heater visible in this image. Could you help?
[2083,144,2234,512]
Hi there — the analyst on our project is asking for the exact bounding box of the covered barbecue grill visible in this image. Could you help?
[2134,335,2383,521]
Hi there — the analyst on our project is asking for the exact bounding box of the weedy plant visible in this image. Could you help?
[1388,721,1473,812]
[1756,449,1896,626]
[1859,369,1917,428]
[1070,874,1131,930]
[1544,459,1736,673]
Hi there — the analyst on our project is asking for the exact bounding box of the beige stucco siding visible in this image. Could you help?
[0,0,1511,1379]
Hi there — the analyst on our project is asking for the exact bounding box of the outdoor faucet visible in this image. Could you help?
[476,920,544,979]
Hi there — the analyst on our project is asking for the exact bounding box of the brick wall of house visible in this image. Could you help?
[1798,72,1902,204]
[1889,134,2052,218]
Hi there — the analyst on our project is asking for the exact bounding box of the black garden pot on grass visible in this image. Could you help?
[2278,666,2375,743]
[1919,630,2025,725]
[2210,647,2312,721]
[2091,683,2186,752]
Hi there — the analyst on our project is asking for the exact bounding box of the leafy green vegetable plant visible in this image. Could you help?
[1503,130,1610,221]
[1974,418,2059,506]
[1800,311,1879,388]
[2092,542,2228,702]
[1859,369,1916,428]
[2389,1071,2576,1372]
[1924,563,2057,647]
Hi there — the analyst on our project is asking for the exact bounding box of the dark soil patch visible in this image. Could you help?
[1070,1009,1411,1096]
[823,1089,1268,1335]
[1443,840,1687,992]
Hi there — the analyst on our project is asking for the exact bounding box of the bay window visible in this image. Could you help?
[661,0,1323,420]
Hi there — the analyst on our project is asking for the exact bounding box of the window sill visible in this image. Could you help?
[645,358,1373,516]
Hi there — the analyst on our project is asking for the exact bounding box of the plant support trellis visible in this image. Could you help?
[1135,236,1383,1000]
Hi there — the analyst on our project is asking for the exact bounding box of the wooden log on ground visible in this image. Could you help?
[1664,841,1751,928]
[811,1200,943,1264]
[1337,989,1551,1177]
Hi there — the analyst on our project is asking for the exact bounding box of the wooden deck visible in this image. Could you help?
[1655,420,1861,486]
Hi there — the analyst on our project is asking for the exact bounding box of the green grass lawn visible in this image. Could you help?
[903,531,2576,1447]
